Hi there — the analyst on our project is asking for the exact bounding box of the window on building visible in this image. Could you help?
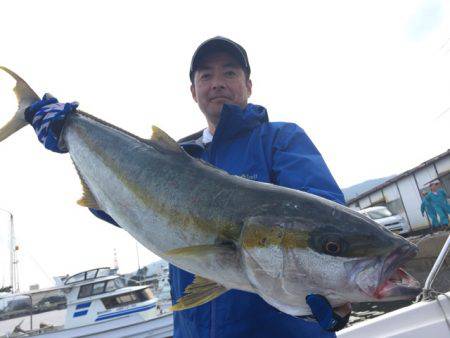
[440,173,450,196]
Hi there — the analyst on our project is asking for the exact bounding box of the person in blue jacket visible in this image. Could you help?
[24,36,351,337]
[420,191,438,228]
[428,181,449,228]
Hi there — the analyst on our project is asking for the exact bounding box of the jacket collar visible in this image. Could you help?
[178,103,268,152]
[213,103,268,141]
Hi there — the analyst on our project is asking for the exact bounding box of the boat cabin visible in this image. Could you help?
[62,267,158,329]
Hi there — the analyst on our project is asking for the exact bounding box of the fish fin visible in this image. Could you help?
[0,66,40,142]
[170,275,227,311]
[72,162,101,209]
[150,126,183,153]
[77,181,101,209]
[165,243,236,257]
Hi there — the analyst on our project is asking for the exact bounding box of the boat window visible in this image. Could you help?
[86,270,97,280]
[101,288,153,310]
[114,278,125,288]
[117,293,138,304]
[66,272,86,285]
[92,282,106,295]
[97,269,110,278]
[78,284,94,299]
[141,288,154,300]
[105,280,116,292]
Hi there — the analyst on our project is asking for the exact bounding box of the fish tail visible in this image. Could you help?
[0,66,39,142]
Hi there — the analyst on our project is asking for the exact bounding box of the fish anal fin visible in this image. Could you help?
[77,185,100,209]
[171,275,227,311]
[72,161,101,210]
[151,126,183,153]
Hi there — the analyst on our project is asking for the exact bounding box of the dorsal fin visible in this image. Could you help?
[151,126,183,153]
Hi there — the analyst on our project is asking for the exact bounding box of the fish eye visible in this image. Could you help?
[309,228,349,256]
[324,240,341,255]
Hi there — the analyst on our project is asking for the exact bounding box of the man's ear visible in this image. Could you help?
[190,84,198,103]
[246,79,253,98]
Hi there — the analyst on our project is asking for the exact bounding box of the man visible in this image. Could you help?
[427,181,449,228]
[25,37,350,337]
[420,190,438,229]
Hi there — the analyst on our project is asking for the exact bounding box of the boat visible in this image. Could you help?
[0,267,174,337]
[338,233,450,338]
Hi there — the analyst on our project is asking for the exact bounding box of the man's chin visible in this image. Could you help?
[207,103,225,115]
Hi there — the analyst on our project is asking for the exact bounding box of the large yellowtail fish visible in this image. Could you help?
[0,67,421,315]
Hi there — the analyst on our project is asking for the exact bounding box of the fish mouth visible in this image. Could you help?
[354,244,421,301]
[373,244,421,300]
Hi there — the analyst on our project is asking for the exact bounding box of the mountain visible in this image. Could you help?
[124,260,168,280]
[342,176,396,203]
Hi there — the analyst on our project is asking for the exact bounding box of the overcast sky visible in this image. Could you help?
[0,0,449,291]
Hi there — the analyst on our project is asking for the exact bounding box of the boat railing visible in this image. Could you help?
[418,233,450,301]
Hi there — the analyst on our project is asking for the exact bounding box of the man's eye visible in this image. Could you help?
[225,71,236,77]
[200,73,211,80]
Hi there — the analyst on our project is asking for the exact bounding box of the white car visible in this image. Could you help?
[359,206,411,235]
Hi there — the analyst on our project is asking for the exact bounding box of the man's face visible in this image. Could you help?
[431,182,440,192]
[191,52,252,127]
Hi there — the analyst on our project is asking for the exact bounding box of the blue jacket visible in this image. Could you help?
[91,103,344,338]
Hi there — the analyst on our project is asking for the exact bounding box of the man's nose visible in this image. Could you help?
[211,75,226,90]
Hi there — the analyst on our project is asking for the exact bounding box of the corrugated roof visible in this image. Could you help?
[346,149,450,205]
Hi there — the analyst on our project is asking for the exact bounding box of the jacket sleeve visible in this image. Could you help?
[89,208,120,227]
[271,123,345,204]
[420,201,425,214]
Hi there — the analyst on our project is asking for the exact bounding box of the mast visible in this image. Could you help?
[113,248,119,270]
[1,208,19,293]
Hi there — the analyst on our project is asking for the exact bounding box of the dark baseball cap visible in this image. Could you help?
[189,36,251,82]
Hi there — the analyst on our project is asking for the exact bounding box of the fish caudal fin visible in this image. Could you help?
[0,66,39,142]
[170,275,227,311]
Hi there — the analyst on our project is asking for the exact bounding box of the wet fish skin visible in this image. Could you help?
[0,66,421,316]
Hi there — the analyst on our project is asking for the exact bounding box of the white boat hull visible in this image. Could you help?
[25,313,173,338]
[338,292,450,338]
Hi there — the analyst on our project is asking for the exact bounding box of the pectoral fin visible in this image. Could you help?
[165,244,235,257]
[171,275,227,311]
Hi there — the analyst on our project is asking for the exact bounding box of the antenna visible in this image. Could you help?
[136,242,141,271]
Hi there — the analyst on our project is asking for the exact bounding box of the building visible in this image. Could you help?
[347,149,450,231]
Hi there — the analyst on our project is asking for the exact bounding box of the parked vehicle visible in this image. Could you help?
[33,295,66,313]
[359,206,411,235]
[0,296,31,320]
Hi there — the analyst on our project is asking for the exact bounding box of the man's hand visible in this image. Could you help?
[306,294,351,332]
[24,93,78,153]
